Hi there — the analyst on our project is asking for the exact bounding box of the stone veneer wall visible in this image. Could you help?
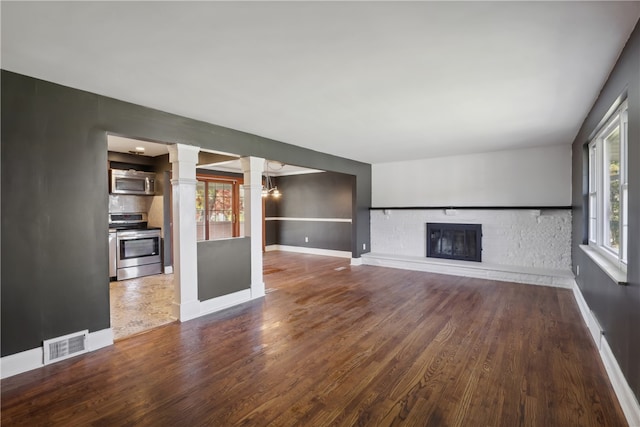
[370,209,572,271]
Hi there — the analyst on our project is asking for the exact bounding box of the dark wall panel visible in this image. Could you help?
[265,171,354,252]
[1,70,371,357]
[1,72,110,356]
[197,238,251,300]
[265,220,278,246]
[277,222,352,252]
[571,22,640,401]
[274,172,353,218]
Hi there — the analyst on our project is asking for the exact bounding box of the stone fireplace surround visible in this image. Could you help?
[364,208,573,287]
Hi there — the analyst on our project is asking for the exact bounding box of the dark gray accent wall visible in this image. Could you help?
[197,238,251,300]
[571,21,640,401]
[2,71,110,358]
[274,172,353,218]
[1,70,371,357]
[265,172,354,251]
[275,222,352,251]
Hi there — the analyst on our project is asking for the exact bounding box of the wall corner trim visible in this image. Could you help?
[571,281,640,426]
[1,328,114,379]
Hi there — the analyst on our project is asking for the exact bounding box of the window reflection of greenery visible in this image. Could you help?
[195,176,244,241]
[606,127,620,249]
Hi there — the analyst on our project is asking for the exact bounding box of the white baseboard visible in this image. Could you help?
[173,300,202,322]
[199,289,253,317]
[1,347,43,379]
[164,266,173,274]
[351,257,363,266]
[361,252,574,288]
[1,328,114,379]
[266,245,352,259]
[572,281,640,427]
[88,328,114,351]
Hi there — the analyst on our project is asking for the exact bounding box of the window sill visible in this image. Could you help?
[579,245,628,285]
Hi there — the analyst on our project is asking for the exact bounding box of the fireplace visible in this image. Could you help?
[427,223,482,262]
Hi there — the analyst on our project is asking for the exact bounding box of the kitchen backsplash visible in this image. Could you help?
[109,195,153,213]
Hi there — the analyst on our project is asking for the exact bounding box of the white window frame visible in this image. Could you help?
[587,100,628,271]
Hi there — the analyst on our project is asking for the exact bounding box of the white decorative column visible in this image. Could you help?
[240,156,265,298]
[168,143,201,321]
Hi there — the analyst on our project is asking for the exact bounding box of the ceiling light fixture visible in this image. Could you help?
[262,160,284,198]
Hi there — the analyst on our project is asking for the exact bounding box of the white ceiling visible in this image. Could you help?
[107,134,320,176]
[2,2,639,164]
[108,135,169,157]
[198,158,323,177]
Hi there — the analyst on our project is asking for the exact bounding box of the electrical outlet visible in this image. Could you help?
[362,243,366,250]
[576,265,580,276]
[305,237,309,243]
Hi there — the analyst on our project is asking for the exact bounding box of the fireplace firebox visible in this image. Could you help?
[427,223,482,262]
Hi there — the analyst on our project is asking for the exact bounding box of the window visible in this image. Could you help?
[196,175,244,241]
[588,100,628,267]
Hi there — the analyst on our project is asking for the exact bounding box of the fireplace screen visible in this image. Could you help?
[427,223,482,262]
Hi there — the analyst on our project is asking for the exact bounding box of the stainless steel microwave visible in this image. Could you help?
[109,169,156,195]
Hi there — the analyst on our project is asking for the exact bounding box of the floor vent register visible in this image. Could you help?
[43,330,89,365]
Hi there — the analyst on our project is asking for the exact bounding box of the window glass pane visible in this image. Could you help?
[622,186,628,263]
[196,181,206,241]
[621,111,628,263]
[604,124,620,252]
[622,112,628,186]
[589,144,597,192]
[239,185,245,237]
[195,177,243,240]
[588,101,627,265]
[589,194,597,242]
[208,182,233,239]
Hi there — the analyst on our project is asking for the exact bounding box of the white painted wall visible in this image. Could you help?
[371,209,572,271]
[372,145,571,207]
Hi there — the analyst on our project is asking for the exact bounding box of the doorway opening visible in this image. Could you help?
[107,134,175,340]
[260,163,355,291]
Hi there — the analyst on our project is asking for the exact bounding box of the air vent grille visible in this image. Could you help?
[43,330,89,365]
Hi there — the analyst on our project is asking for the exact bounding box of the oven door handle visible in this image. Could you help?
[117,231,160,239]
[117,231,140,239]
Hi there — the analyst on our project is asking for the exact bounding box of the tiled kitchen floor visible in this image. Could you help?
[109,273,176,340]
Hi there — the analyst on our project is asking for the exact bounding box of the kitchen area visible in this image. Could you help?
[107,135,175,340]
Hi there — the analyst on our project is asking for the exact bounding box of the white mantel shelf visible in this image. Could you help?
[361,252,575,288]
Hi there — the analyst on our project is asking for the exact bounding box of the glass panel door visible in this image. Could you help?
[208,182,233,239]
[196,181,206,241]
[239,185,245,237]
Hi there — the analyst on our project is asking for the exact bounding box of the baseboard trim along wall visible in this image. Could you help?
[199,289,253,317]
[350,257,363,266]
[1,288,262,380]
[571,281,640,427]
[265,245,352,259]
[1,328,114,379]
[361,253,574,288]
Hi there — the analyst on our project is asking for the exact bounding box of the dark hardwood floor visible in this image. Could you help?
[1,252,627,426]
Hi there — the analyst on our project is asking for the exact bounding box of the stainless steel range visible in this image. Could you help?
[109,213,162,281]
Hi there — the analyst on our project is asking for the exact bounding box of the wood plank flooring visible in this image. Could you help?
[1,252,627,426]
